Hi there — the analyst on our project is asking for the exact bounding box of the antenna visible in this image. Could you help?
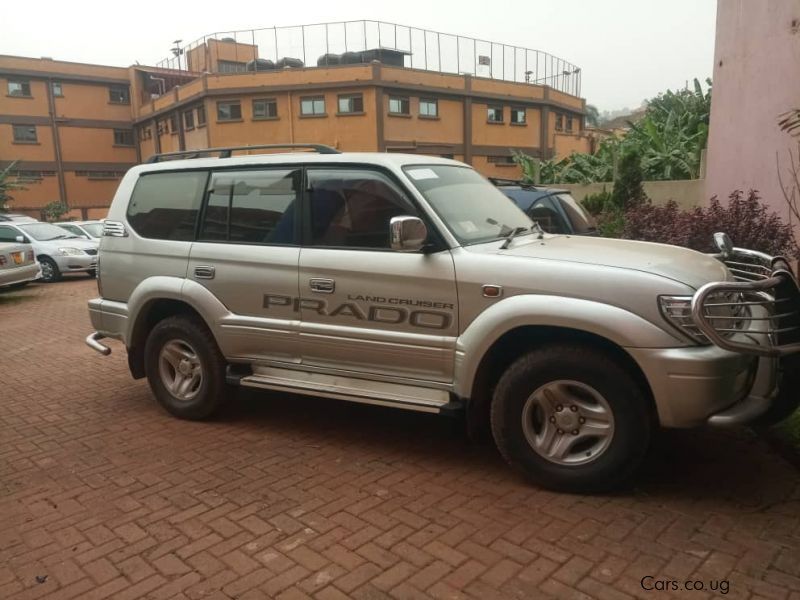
[171,39,184,70]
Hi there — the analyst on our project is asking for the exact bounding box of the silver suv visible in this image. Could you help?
[86,145,800,491]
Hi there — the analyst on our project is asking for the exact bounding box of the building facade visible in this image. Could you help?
[705,1,800,228]
[1,22,589,218]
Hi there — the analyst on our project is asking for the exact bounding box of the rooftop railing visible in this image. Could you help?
[156,20,581,97]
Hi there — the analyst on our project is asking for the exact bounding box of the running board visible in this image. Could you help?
[231,365,461,415]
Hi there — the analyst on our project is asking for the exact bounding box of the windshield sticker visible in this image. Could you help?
[408,168,439,181]
[457,221,479,233]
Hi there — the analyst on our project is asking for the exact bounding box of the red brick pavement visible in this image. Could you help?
[1,279,799,599]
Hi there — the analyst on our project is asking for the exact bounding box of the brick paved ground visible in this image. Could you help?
[1,279,799,600]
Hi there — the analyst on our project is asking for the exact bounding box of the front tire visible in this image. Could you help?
[86,269,96,278]
[144,315,227,420]
[753,355,800,426]
[491,344,651,492]
[39,256,61,283]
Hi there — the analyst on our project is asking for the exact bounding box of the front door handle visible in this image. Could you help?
[309,278,335,293]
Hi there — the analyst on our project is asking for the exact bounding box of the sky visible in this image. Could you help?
[2,0,717,112]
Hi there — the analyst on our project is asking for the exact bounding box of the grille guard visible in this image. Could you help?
[695,247,800,357]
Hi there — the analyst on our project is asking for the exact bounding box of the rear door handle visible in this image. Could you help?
[194,265,215,279]
[309,278,335,293]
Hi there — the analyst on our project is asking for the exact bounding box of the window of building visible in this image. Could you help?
[300,96,326,116]
[197,105,206,126]
[307,168,419,249]
[511,108,526,125]
[7,80,31,97]
[200,169,300,244]
[337,94,363,114]
[217,60,247,73]
[126,171,208,240]
[156,120,167,136]
[51,82,63,97]
[75,171,126,179]
[109,85,130,104]
[113,129,134,146]
[487,155,516,165]
[184,110,195,130]
[139,127,152,141]
[12,125,37,143]
[487,105,504,123]
[169,114,179,133]
[253,98,278,119]
[419,98,438,118]
[388,96,410,116]
[12,170,55,182]
[566,115,574,132]
[217,101,242,121]
[555,113,564,132]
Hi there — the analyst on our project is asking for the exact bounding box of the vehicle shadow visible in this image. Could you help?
[211,387,799,508]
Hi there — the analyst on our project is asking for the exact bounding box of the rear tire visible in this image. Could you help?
[491,344,651,492]
[39,256,61,283]
[144,315,227,420]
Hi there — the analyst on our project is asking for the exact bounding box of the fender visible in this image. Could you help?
[452,294,685,398]
[124,276,232,346]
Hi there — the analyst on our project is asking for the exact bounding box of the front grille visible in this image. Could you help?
[692,272,800,357]
[84,249,98,256]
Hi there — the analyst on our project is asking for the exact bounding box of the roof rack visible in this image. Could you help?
[144,143,341,163]
[488,177,548,190]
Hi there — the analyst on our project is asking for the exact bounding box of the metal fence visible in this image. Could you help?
[156,20,581,96]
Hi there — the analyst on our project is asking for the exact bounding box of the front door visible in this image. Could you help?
[294,167,458,383]
[188,167,301,363]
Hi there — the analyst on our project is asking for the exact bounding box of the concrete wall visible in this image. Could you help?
[559,179,706,209]
[705,1,800,225]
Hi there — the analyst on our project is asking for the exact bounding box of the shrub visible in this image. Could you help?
[622,190,799,257]
[611,149,647,210]
[41,201,68,222]
[581,190,613,216]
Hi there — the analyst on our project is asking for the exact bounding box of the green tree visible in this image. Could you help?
[0,161,26,212]
[41,201,68,222]
[611,149,647,209]
[585,104,600,127]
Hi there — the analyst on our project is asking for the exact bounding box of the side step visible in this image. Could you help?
[227,365,463,415]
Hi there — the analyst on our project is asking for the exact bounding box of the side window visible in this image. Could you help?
[199,169,300,245]
[60,224,86,238]
[126,171,208,240]
[307,169,418,249]
[528,197,569,234]
[0,226,19,242]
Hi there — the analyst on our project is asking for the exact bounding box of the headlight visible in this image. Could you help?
[57,247,85,256]
[658,296,708,343]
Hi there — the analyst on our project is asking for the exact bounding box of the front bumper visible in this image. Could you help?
[0,262,41,287]
[627,344,774,427]
[53,253,97,273]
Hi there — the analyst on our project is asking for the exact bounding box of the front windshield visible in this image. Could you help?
[82,223,105,238]
[18,222,79,241]
[404,165,534,245]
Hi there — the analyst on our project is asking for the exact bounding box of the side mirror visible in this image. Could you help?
[15,235,26,244]
[713,231,733,258]
[390,216,427,252]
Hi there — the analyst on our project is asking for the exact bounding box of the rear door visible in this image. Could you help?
[188,167,302,364]
[295,167,458,383]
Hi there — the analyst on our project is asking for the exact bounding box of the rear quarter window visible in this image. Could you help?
[126,171,208,240]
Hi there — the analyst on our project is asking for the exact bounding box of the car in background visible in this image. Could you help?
[490,178,597,236]
[0,213,38,223]
[0,221,97,283]
[0,238,40,290]
[55,220,105,241]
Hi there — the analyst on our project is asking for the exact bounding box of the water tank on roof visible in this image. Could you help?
[220,37,236,43]
[246,58,275,72]
[317,53,341,67]
[276,57,304,69]
[340,51,363,64]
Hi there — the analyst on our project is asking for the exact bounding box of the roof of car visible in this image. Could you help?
[55,220,103,226]
[131,152,463,176]
[0,214,38,223]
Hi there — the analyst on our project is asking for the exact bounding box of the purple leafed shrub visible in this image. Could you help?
[622,190,800,257]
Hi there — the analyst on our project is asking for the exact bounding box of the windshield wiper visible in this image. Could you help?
[499,226,529,249]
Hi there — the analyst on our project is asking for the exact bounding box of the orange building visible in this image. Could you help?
[1,21,590,218]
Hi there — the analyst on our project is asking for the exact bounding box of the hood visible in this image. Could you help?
[33,237,98,250]
[499,234,729,290]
